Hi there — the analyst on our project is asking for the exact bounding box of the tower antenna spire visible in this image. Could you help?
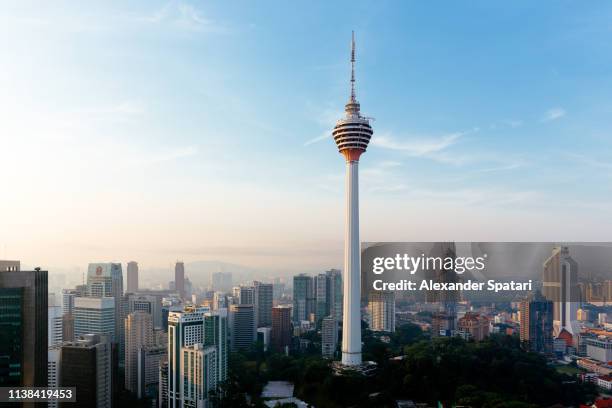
[350,31,356,103]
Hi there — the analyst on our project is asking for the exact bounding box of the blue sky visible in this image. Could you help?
[1,1,611,274]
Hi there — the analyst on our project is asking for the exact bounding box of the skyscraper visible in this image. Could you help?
[368,291,396,333]
[175,261,185,299]
[48,305,64,347]
[315,273,328,323]
[0,265,48,389]
[327,269,343,323]
[125,311,154,394]
[181,344,217,408]
[229,304,256,351]
[137,344,166,399]
[204,309,229,383]
[519,291,554,353]
[167,306,208,407]
[62,288,78,316]
[73,296,115,340]
[322,317,338,359]
[87,262,125,361]
[254,281,273,327]
[60,334,113,408]
[293,274,314,323]
[271,306,292,352]
[238,285,255,305]
[48,345,62,408]
[127,261,139,293]
[332,32,373,366]
[543,246,579,335]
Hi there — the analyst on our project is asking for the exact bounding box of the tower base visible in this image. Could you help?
[331,360,377,377]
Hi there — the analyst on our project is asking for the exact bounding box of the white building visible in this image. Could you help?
[73,296,115,341]
[47,345,62,408]
[48,305,63,347]
[181,344,217,408]
[368,291,396,333]
[321,317,338,359]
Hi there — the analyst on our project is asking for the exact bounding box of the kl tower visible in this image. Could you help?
[332,32,374,367]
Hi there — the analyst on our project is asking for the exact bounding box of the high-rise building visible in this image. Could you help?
[293,274,314,323]
[315,273,328,323]
[62,288,78,316]
[127,261,139,293]
[181,344,217,408]
[49,305,64,347]
[322,317,338,359]
[87,262,125,360]
[62,314,75,342]
[326,269,343,323]
[239,285,255,305]
[519,291,554,353]
[211,272,232,292]
[74,296,115,341]
[271,306,292,352]
[159,360,169,408]
[125,311,154,394]
[0,265,48,389]
[332,33,373,366]
[126,293,163,329]
[254,281,273,328]
[175,262,185,299]
[204,309,228,383]
[543,246,579,335]
[167,307,208,407]
[60,334,113,408]
[368,291,395,333]
[48,345,62,408]
[137,345,166,399]
[229,304,256,351]
[457,313,490,341]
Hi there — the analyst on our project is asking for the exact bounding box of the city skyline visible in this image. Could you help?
[2,1,612,273]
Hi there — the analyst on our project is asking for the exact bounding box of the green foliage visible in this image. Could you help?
[222,327,597,408]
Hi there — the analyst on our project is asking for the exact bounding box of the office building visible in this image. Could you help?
[74,296,115,340]
[181,344,217,408]
[254,281,273,327]
[322,317,338,359]
[48,345,62,408]
[315,273,328,323]
[326,269,343,323]
[332,33,373,366]
[60,334,113,408]
[62,288,78,316]
[229,304,256,351]
[127,293,163,329]
[293,274,314,323]
[519,291,554,353]
[271,306,292,352]
[87,262,124,360]
[368,291,395,333]
[137,344,166,399]
[457,313,490,341]
[542,246,579,335]
[159,360,169,408]
[49,305,63,347]
[239,285,255,305]
[167,306,208,407]
[125,311,154,394]
[62,314,75,342]
[585,336,612,363]
[204,309,228,383]
[0,264,48,388]
[175,262,185,299]
[127,261,139,293]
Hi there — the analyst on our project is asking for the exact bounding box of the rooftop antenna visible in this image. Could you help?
[350,30,356,103]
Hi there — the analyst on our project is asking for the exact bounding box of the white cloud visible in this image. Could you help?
[542,107,566,122]
[371,132,463,156]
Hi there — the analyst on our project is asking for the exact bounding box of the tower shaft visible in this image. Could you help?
[341,158,362,365]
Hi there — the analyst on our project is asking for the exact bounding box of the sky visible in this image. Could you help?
[1,1,612,278]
